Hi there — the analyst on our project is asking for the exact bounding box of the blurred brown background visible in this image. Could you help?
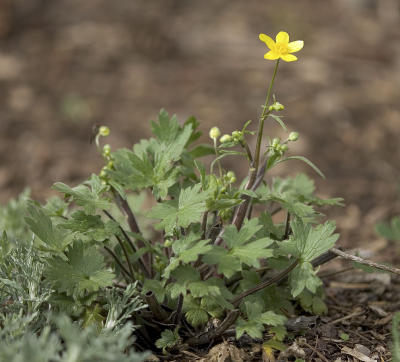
[0,0,399,249]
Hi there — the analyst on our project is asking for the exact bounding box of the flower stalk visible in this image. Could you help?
[253,58,280,178]
[231,60,280,232]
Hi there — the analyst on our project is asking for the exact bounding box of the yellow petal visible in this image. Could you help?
[264,51,280,60]
[259,33,275,49]
[288,40,304,53]
[276,31,289,44]
[281,54,298,62]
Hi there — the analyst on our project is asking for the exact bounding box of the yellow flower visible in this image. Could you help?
[259,31,304,62]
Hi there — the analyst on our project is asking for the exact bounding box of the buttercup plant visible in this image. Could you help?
[5,31,399,359]
[18,31,343,353]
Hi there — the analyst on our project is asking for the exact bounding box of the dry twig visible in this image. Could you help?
[331,247,400,275]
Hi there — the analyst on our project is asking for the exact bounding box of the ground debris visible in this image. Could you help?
[167,271,397,361]
[368,303,388,317]
[277,340,306,361]
[341,345,376,362]
[261,345,275,362]
[286,316,318,332]
[200,341,247,362]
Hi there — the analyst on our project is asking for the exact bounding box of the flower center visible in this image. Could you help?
[275,42,288,54]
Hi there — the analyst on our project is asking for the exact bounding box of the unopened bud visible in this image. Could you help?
[288,132,299,142]
[99,126,110,137]
[232,131,243,142]
[272,137,280,147]
[269,102,285,112]
[209,127,221,140]
[227,171,236,183]
[280,144,289,152]
[103,144,111,155]
[220,134,232,143]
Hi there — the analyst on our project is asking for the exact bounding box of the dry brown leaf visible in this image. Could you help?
[354,344,371,357]
[341,346,377,362]
[368,304,388,317]
[375,313,393,326]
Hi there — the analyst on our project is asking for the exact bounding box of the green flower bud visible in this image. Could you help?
[99,126,110,137]
[268,102,285,112]
[164,239,173,247]
[226,171,236,183]
[99,168,107,178]
[209,127,221,140]
[272,137,280,147]
[232,130,243,142]
[220,208,233,222]
[288,132,299,142]
[220,134,232,143]
[107,161,114,169]
[103,144,111,155]
[280,144,289,152]
[154,260,166,271]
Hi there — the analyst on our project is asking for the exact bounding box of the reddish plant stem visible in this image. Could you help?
[118,195,141,234]
[115,193,152,272]
[103,210,151,278]
[231,259,299,307]
[115,234,135,281]
[172,294,184,325]
[185,309,240,346]
[104,245,132,283]
[201,211,208,240]
[283,212,291,240]
[144,291,168,322]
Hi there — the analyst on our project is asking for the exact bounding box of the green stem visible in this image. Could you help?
[213,139,223,177]
[253,59,280,174]
[230,60,280,232]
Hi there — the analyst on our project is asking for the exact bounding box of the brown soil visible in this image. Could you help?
[1,0,400,360]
